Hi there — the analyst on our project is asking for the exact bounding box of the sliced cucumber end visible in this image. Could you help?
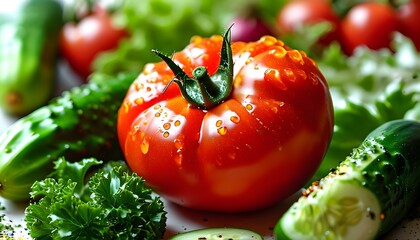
[275,180,381,240]
[169,227,264,240]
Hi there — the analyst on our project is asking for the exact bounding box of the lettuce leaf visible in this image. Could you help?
[311,33,420,182]
[93,0,241,75]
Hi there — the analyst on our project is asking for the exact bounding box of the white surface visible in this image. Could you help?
[0,62,419,239]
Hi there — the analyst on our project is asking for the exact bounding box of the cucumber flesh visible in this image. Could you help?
[169,228,263,240]
[276,179,381,240]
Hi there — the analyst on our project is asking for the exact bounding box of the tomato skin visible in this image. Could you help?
[340,2,399,55]
[118,35,334,212]
[59,10,128,80]
[397,0,420,51]
[276,0,341,45]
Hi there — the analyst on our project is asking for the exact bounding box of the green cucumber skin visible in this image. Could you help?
[275,119,420,239]
[0,73,136,201]
[359,119,420,235]
[0,0,63,115]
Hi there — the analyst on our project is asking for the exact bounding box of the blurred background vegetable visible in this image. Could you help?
[59,0,129,81]
[0,0,63,116]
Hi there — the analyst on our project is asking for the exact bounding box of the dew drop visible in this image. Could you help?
[283,68,296,82]
[287,50,305,65]
[309,72,320,85]
[259,35,277,46]
[174,136,185,150]
[230,115,240,124]
[217,126,228,135]
[4,147,11,154]
[269,47,287,59]
[296,69,307,80]
[163,122,171,130]
[141,138,149,154]
[191,36,203,44]
[245,57,254,64]
[216,120,223,127]
[245,104,254,112]
[134,82,144,91]
[135,97,144,105]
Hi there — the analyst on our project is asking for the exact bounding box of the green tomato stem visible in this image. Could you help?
[152,26,234,110]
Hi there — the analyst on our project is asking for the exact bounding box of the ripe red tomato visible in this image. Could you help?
[60,9,128,80]
[117,30,334,212]
[397,0,420,51]
[340,2,399,55]
[276,0,341,45]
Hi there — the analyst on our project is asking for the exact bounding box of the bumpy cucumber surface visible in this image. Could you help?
[169,228,263,240]
[0,73,136,201]
[275,119,420,240]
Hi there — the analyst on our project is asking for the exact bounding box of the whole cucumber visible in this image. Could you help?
[0,0,63,115]
[0,73,136,201]
[275,119,420,240]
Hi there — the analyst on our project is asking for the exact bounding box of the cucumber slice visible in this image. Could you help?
[276,180,381,240]
[274,120,420,239]
[169,228,263,240]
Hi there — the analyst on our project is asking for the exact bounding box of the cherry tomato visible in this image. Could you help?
[340,2,399,55]
[60,9,128,80]
[276,0,341,45]
[117,30,334,212]
[397,0,420,51]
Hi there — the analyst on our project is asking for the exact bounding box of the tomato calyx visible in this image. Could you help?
[152,28,234,110]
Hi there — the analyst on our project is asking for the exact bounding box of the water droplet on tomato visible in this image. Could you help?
[287,50,305,65]
[174,135,185,150]
[245,57,254,65]
[254,64,260,70]
[134,82,144,91]
[228,151,236,160]
[265,69,287,90]
[296,69,307,80]
[283,68,296,82]
[217,126,228,135]
[269,47,287,59]
[216,120,223,127]
[230,115,240,124]
[163,131,170,138]
[309,72,320,85]
[245,104,254,112]
[155,112,161,117]
[141,138,149,154]
[135,97,144,105]
[174,120,181,127]
[191,36,203,44]
[259,35,277,46]
[163,122,171,130]
[146,87,152,92]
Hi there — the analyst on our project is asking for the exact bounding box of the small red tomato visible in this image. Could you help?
[117,30,334,212]
[276,0,341,45]
[397,0,420,51]
[341,2,399,55]
[60,9,128,80]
